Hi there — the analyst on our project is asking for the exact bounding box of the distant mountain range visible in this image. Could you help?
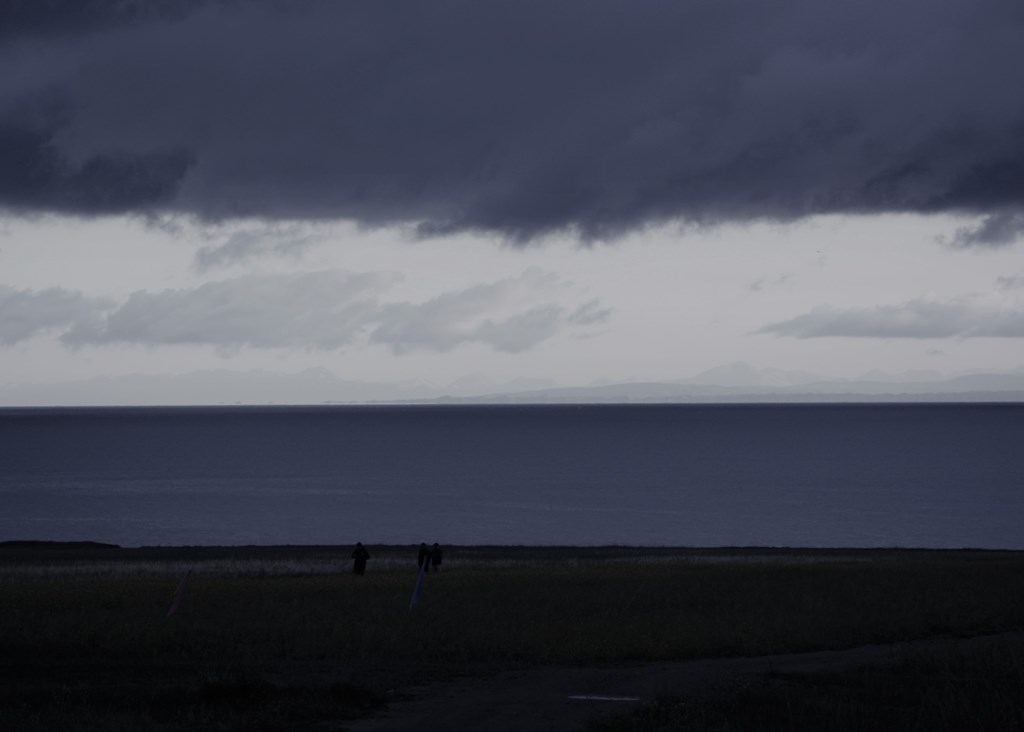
[0,368,559,406]
[433,371,1024,404]
[2,363,1023,406]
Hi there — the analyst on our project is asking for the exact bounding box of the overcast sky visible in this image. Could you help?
[2,0,1023,401]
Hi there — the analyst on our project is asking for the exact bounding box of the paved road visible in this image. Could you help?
[341,630,1022,732]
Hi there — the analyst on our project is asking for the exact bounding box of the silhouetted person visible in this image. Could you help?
[430,543,443,572]
[417,543,430,573]
[351,542,370,575]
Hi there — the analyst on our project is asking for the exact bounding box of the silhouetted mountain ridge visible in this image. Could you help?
[2,364,1022,406]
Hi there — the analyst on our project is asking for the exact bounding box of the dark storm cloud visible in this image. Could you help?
[759,299,1024,339]
[0,0,219,41]
[948,212,1024,249]
[2,0,1023,239]
[0,119,192,214]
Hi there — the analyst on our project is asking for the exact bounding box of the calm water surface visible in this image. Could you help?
[1,404,1021,548]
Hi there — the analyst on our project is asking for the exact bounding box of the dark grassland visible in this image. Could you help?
[2,543,1024,730]
[590,637,1024,732]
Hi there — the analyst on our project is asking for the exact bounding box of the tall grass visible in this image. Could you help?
[2,546,1023,729]
[4,548,1024,667]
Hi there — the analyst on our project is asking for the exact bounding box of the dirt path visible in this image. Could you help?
[340,630,1022,732]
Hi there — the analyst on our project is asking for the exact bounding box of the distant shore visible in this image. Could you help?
[3,540,1021,574]
[7,539,1022,555]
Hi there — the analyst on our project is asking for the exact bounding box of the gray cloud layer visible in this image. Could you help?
[759,299,1024,339]
[193,226,324,272]
[63,271,396,350]
[2,1,1023,240]
[0,269,604,353]
[0,284,114,344]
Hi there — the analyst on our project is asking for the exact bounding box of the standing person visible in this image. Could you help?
[430,543,443,573]
[351,542,370,575]
[417,543,430,573]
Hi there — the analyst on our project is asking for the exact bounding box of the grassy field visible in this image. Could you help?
[2,543,1024,730]
[590,636,1024,731]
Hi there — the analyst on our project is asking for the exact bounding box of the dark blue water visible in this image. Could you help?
[1,404,1021,548]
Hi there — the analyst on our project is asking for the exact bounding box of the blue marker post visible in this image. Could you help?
[409,560,427,610]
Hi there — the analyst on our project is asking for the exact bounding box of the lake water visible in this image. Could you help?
[1,404,1021,548]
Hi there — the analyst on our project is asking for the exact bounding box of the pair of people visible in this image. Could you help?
[417,542,443,573]
[350,542,444,575]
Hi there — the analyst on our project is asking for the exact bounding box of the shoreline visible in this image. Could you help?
[7,539,1023,552]
[4,541,1022,574]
